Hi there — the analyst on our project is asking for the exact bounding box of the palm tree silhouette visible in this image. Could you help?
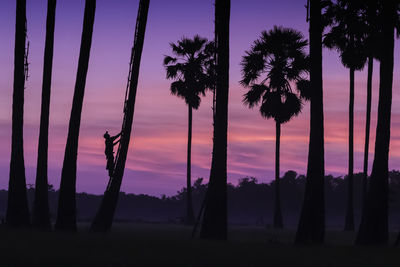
[32,0,56,230]
[91,0,150,233]
[323,0,367,231]
[6,0,30,227]
[360,0,380,204]
[356,0,396,246]
[55,0,96,231]
[200,0,230,240]
[240,26,310,229]
[360,0,400,205]
[163,35,213,225]
[295,0,326,245]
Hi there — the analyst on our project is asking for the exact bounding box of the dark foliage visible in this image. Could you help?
[2,171,400,229]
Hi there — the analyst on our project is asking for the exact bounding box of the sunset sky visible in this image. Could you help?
[0,0,400,196]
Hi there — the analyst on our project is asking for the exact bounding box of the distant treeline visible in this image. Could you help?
[1,170,400,229]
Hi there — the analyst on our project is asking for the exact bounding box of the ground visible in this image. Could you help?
[0,223,398,266]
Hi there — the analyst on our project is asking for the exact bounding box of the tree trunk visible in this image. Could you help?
[32,0,56,230]
[344,67,355,231]
[273,121,283,228]
[6,0,30,227]
[200,0,230,240]
[295,0,325,245]
[90,0,150,232]
[356,0,394,246]
[186,105,195,225]
[55,0,96,231]
[362,56,373,204]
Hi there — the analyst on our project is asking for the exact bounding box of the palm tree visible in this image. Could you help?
[240,26,309,229]
[200,0,230,240]
[7,0,30,227]
[32,0,56,230]
[55,0,96,231]
[90,0,150,233]
[360,0,380,204]
[323,0,367,231]
[295,0,325,245]
[356,0,396,246]
[163,36,213,225]
[360,0,400,205]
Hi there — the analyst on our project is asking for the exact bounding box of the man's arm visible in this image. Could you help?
[111,131,122,141]
[113,139,121,146]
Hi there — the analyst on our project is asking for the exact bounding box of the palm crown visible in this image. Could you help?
[240,26,310,124]
[323,0,368,70]
[163,35,214,109]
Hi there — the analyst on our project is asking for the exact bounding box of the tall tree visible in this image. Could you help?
[90,0,150,232]
[55,0,96,231]
[32,0,56,230]
[163,36,213,225]
[200,0,230,240]
[361,0,380,204]
[356,0,395,246]
[240,26,310,229]
[360,0,400,204]
[6,0,30,227]
[323,0,367,231]
[295,0,325,245]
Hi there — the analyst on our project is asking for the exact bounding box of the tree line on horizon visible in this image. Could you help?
[4,0,400,247]
[4,170,400,228]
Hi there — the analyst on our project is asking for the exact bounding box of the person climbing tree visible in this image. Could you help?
[90,0,150,233]
[103,131,122,177]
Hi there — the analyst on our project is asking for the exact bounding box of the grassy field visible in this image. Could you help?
[0,223,399,266]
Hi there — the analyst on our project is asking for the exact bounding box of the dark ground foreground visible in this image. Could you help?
[0,223,399,266]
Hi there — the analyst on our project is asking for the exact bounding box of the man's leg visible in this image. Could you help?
[108,156,115,177]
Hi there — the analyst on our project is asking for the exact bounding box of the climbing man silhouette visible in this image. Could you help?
[104,131,122,177]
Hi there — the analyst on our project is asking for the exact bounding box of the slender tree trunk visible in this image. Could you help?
[295,0,325,245]
[186,105,195,224]
[344,68,355,231]
[362,56,373,204]
[32,0,56,230]
[6,0,30,227]
[90,0,150,232]
[55,0,96,231]
[356,0,394,246]
[200,0,230,240]
[273,121,283,228]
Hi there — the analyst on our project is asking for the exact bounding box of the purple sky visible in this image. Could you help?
[0,0,400,196]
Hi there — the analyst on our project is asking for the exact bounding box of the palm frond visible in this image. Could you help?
[163,55,177,66]
[240,51,265,86]
[170,42,185,56]
[243,84,268,108]
[279,92,302,124]
[296,79,311,101]
[170,80,185,96]
[166,64,184,79]
[186,94,201,110]
[260,91,282,120]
